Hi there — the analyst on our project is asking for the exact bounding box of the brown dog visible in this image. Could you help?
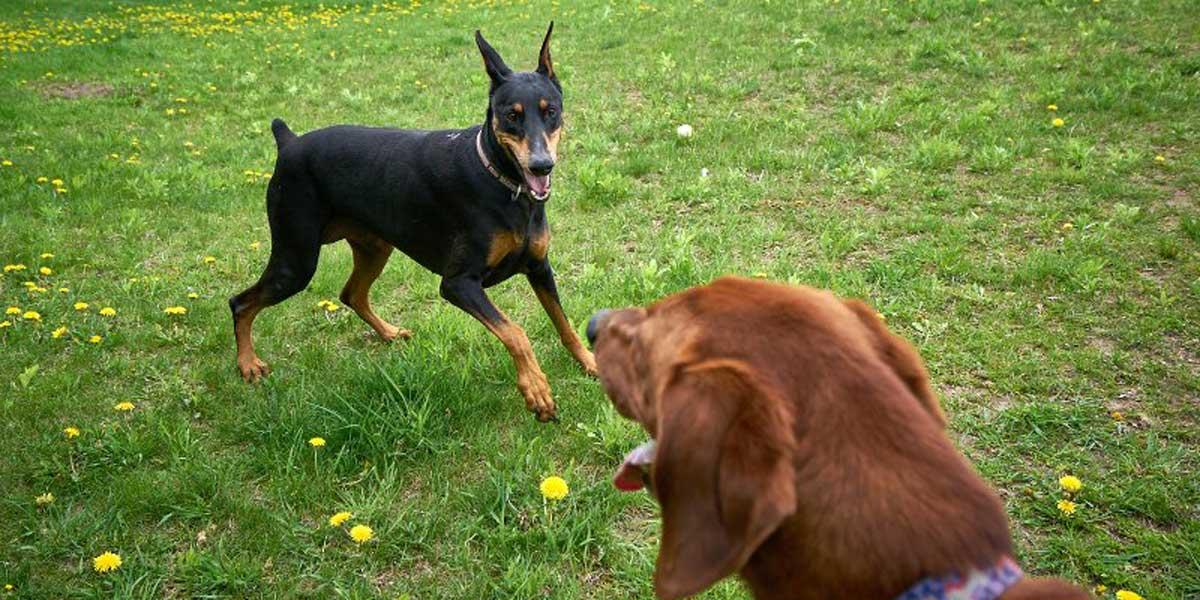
[587,277,1089,600]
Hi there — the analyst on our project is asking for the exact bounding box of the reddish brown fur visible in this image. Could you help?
[593,276,1089,600]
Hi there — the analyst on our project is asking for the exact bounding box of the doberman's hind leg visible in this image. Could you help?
[230,245,321,382]
[440,275,556,422]
[229,178,322,383]
[340,235,410,341]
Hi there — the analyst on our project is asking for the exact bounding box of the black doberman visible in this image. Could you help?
[229,23,594,421]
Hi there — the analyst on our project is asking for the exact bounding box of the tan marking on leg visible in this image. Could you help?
[534,287,597,376]
[487,230,524,267]
[482,317,555,420]
[341,237,409,341]
[234,298,269,382]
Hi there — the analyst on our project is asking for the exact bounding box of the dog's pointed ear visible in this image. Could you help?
[651,360,797,600]
[536,22,558,86]
[475,29,512,90]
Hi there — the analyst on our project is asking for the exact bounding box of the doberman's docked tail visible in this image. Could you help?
[271,118,297,151]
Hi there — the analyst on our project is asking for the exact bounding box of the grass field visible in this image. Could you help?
[1,0,1198,597]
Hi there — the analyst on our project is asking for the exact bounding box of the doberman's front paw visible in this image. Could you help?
[518,371,557,422]
[577,349,598,378]
[378,323,413,342]
[238,355,271,383]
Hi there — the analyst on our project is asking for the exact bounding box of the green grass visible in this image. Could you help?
[1,0,1198,597]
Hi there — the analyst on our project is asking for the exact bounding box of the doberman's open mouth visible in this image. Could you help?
[614,439,656,492]
[522,170,551,201]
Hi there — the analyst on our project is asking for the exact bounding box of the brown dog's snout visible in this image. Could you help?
[587,309,612,347]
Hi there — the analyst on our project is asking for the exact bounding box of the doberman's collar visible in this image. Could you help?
[895,556,1023,600]
[475,130,550,203]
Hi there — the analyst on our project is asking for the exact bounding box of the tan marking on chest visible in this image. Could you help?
[529,228,550,261]
[488,231,525,267]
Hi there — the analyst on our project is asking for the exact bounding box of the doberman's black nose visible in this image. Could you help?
[528,158,555,177]
[587,309,611,347]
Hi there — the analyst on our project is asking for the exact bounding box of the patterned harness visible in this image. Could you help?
[895,556,1023,600]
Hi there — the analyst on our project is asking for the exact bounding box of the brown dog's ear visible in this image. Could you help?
[652,360,797,600]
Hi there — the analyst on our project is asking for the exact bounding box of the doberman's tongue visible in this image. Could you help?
[613,440,656,492]
[525,173,551,198]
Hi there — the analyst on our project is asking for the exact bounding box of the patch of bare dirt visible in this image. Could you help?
[37,81,115,100]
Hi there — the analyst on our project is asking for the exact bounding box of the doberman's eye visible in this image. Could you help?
[545,106,558,119]
[505,111,520,123]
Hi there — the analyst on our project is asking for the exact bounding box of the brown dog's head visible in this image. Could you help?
[588,276,946,600]
[588,279,803,600]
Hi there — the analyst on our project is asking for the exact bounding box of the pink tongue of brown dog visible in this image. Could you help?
[613,441,656,492]
[614,461,645,492]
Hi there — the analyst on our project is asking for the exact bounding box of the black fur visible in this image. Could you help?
[229,24,590,421]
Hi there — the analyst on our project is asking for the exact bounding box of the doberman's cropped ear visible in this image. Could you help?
[536,22,559,88]
[652,360,797,600]
[475,30,512,90]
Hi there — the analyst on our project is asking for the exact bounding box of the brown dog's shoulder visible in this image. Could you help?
[841,298,946,427]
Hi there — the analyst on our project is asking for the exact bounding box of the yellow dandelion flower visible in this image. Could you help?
[1052,117,1065,128]
[249,241,261,250]
[1046,104,1057,111]
[1061,222,1074,231]
[165,108,176,116]
[114,401,135,411]
[51,179,63,187]
[309,436,326,447]
[0,321,11,329]
[187,292,199,299]
[324,303,340,313]
[540,476,569,501]
[22,311,41,321]
[64,427,80,439]
[74,302,89,311]
[35,492,55,505]
[1,159,12,167]
[40,253,54,259]
[3,583,10,591]
[1115,591,1143,600]
[99,307,116,317]
[1154,155,1165,163]
[92,551,122,573]
[1094,585,1107,594]
[329,511,352,527]
[58,287,69,293]
[163,306,187,315]
[203,256,216,264]
[52,326,68,339]
[36,176,49,183]
[39,267,52,276]
[1059,475,1083,494]
[3,264,26,273]
[55,188,68,194]
[89,335,102,344]
[349,524,374,543]
[1056,499,1077,516]
[1111,411,1125,421]
[5,307,19,315]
